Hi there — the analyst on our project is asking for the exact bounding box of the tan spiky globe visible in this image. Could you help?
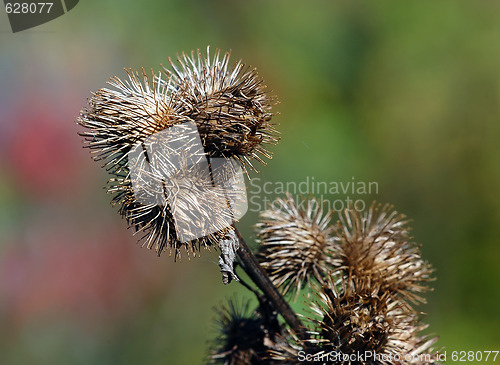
[164,48,279,170]
[256,194,340,298]
[334,203,434,306]
[307,276,439,364]
[77,48,278,258]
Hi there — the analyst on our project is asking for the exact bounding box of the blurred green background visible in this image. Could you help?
[1,1,499,364]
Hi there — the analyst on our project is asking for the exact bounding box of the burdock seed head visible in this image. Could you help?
[77,48,277,259]
[164,47,279,171]
[256,193,340,298]
[335,203,434,307]
[307,276,439,364]
[209,299,268,365]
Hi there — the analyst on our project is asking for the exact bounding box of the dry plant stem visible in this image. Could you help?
[232,225,308,341]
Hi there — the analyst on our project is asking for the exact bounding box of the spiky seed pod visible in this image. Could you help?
[77,49,276,258]
[108,141,236,258]
[163,47,279,171]
[256,194,340,298]
[78,70,228,258]
[209,299,270,365]
[307,277,439,364]
[335,203,434,307]
[78,68,178,176]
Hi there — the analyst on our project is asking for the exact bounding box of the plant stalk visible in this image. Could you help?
[232,225,307,341]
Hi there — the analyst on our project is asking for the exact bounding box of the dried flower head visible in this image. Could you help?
[256,194,340,298]
[108,137,238,258]
[307,277,439,364]
[335,203,434,306]
[209,299,269,365]
[209,197,441,364]
[164,48,279,170]
[77,48,276,258]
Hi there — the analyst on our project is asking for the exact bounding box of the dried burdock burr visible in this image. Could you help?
[77,48,278,259]
[209,299,271,365]
[334,203,434,307]
[256,193,340,298]
[107,132,238,258]
[77,48,307,347]
[164,48,279,171]
[306,276,439,364]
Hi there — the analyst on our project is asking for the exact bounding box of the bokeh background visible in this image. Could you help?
[1,1,499,364]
